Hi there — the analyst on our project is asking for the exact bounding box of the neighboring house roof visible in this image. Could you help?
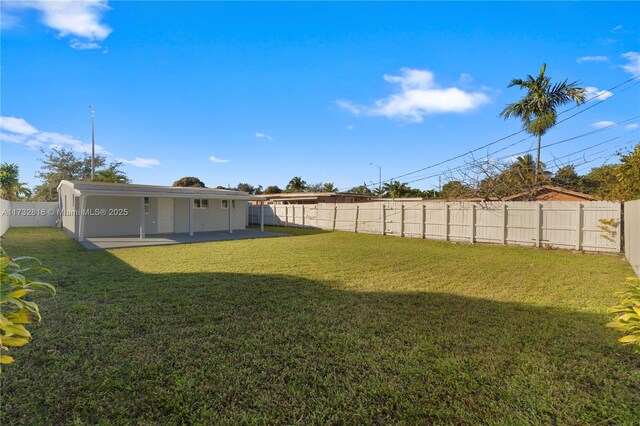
[258,192,371,198]
[57,180,259,200]
[503,185,597,201]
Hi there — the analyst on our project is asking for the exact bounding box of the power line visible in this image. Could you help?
[397,116,639,185]
[342,74,640,191]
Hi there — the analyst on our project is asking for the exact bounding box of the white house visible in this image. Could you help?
[57,180,265,241]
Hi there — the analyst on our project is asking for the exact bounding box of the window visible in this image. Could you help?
[144,197,150,214]
[221,200,235,209]
[194,199,209,209]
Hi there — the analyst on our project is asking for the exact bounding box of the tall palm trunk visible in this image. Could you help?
[535,134,542,186]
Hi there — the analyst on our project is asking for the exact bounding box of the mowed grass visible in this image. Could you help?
[1,227,639,424]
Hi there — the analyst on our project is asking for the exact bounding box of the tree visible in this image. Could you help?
[306,182,324,192]
[173,177,205,188]
[236,183,263,194]
[94,162,131,184]
[382,181,413,198]
[348,182,373,195]
[263,185,283,194]
[33,148,110,201]
[0,163,31,201]
[553,165,580,191]
[500,64,586,184]
[322,182,336,192]
[286,176,307,192]
[615,144,640,201]
[439,181,475,199]
[580,164,618,199]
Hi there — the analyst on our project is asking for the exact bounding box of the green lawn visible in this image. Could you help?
[1,227,639,424]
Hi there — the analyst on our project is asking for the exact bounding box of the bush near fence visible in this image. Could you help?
[250,201,622,253]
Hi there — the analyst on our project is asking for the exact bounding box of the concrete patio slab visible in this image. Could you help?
[80,229,287,250]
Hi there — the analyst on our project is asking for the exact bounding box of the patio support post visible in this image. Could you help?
[260,201,265,232]
[78,195,86,242]
[228,200,233,234]
[188,198,194,236]
[139,197,145,239]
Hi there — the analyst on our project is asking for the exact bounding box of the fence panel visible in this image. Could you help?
[1,200,59,236]
[624,200,640,276]
[249,200,622,253]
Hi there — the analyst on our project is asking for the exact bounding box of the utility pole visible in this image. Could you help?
[369,162,381,195]
[89,105,95,180]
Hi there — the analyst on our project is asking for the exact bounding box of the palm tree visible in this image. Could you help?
[322,182,336,192]
[382,181,411,198]
[14,182,32,199]
[286,176,307,192]
[500,64,586,184]
[0,163,31,200]
[94,168,131,184]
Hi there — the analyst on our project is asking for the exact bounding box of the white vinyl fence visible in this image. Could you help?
[624,200,640,276]
[0,200,59,237]
[250,201,622,253]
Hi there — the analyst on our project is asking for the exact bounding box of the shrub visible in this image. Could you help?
[606,277,640,352]
[0,249,55,372]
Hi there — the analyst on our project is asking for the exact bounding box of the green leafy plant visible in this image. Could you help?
[0,249,55,372]
[597,218,618,243]
[606,277,640,352]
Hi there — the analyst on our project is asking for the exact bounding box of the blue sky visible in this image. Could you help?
[1,1,639,191]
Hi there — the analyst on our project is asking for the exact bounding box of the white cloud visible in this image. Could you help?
[584,86,613,101]
[70,39,101,50]
[4,0,112,49]
[337,68,491,122]
[625,123,639,130]
[208,155,229,164]
[621,52,640,76]
[117,157,160,168]
[335,100,364,115]
[576,56,609,63]
[612,25,623,32]
[346,124,355,130]
[0,116,38,135]
[592,120,616,129]
[255,132,273,141]
[0,115,109,154]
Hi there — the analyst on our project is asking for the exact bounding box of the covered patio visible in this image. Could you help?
[79,228,286,250]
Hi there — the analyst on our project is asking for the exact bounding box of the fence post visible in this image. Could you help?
[381,204,386,236]
[502,203,508,245]
[285,205,288,228]
[445,203,450,241]
[302,205,305,229]
[470,203,476,243]
[273,205,277,226]
[260,202,264,232]
[332,205,337,231]
[354,205,359,233]
[421,204,426,239]
[400,204,405,238]
[575,203,582,250]
[536,203,543,247]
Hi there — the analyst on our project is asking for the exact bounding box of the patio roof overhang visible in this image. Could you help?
[57,180,261,201]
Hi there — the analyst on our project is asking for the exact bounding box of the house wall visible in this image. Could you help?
[59,183,77,236]
[191,199,247,232]
[77,196,248,238]
[84,196,143,237]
